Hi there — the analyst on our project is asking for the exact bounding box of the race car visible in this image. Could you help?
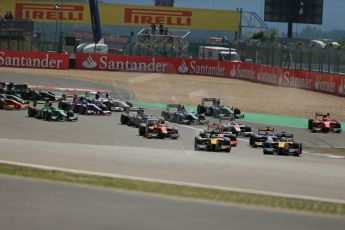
[263,132,302,156]
[194,124,232,152]
[161,104,208,125]
[3,82,59,101]
[308,112,342,133]
[58,95,111,115]
[28,100,78,121]
[196,97,244,119]
[0,94,29,104]
[85,91,133,112]
[138,118,179,139]
[120,107,152,127]
[218,117,252,137]
[249,127,277,147]
[0,94,29,110]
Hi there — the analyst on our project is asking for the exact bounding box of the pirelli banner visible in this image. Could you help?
[1,0,240,31]
[76,53,345,97]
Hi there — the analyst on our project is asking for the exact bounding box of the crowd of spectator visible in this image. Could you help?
[141,23,174,43]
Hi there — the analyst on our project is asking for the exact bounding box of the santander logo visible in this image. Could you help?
[82,55,97,69]
[178,60,189,73]
[230,66,237,78]
[339,79,345,95]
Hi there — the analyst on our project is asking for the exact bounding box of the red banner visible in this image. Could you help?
[0,50,69,69]
[76,53,345,97]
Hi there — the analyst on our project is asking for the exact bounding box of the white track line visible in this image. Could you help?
[1,159,344,205]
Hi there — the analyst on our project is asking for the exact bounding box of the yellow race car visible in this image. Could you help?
[262,132,302,157]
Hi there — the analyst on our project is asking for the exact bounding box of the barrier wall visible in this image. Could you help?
[0,50,69,69]
[76,53,345,97]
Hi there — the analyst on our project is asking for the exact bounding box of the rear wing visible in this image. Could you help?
[166,104,185,112]
[124,106,143,114]
[218,116,233,124]
[315,112,330,118]
[201,97,221,106]
[207,124,222,129]
[276,132,293,139]
[258,127,274,132]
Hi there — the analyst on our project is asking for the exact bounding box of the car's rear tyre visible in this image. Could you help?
[120,114,129,124]
[308,119,314,130]
[45,111,52,121]
[139,125,146,136]
[28,107,37,117]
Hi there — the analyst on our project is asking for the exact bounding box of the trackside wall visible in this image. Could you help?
[0,50,69,70]
[76,53,345,97]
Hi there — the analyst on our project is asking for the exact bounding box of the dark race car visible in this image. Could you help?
[249,127,277,148]
[308,112,342,133]
[58,95,111,115]
[85,91,133,112]
[161,104,208,125]
[120,107,152,127]
[4,83,59,101]
[196,97,244,119]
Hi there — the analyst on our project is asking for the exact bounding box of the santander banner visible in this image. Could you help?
[76,53,345,97]
[0,50,69,69]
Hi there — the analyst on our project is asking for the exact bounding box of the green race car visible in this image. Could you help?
[28,100,78,121]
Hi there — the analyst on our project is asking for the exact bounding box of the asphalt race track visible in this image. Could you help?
[0,72,345,203]
[1,176,344,230]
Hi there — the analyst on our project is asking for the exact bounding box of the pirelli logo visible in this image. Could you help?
[15,3,84,21]
[124,8,192,26]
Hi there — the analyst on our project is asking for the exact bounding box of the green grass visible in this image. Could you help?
[0,163,344,216]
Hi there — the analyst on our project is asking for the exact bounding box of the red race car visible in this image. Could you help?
[139,118,179,139]
[308,112,342,133]
[0,95,29,110]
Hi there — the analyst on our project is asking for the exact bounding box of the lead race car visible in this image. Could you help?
[263,132,302,157]
[308,112,342,133]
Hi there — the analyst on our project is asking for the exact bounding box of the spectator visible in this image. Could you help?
[8,11,14,20]
[150,23,156,35]
[164,27,169,36]
[159,24,165,35]
[4,12,9,20]
[142,29,151,40]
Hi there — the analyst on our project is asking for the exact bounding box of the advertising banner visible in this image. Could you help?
[2,0,240,31]
[76,53,345,97]
[230,63,345,97]
[0,50,69,69]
